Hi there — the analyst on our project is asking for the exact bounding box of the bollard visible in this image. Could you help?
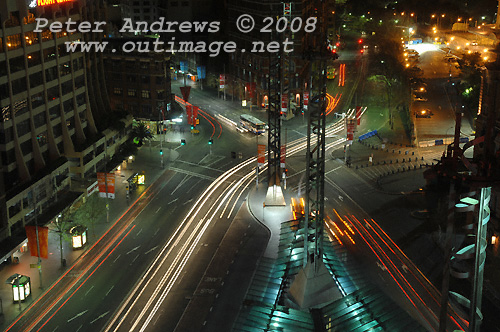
[390,160,392,164]
[396,159,398,163]
[402,158,405,163]
[412,151,415,155]
[405,151,408,155]
[356,165,358,169]
[414,165,416,170]
[392,149,395,153]
[421,156,424,161]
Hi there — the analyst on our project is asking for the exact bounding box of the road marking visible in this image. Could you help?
[145,246,158,255]
[127,246,140,255]
[84,285,94,297]
[338,195,343,201]
[325,166,342,175]
[131,254,139,264]
[67,310,88,322]
[90,311,109,324]
[169,167,217,181]
[183,198,193,205]
[293,130,306,137]
[136,228,142,237]
[106,285,114,297]
[155,207,161,213]
[52,326,58,332]
[113,254,121,263]
[154,227,160,235]
[167,198,178,205]
[75,325,82,332]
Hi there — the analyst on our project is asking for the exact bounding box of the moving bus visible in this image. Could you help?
[239,114,266,134]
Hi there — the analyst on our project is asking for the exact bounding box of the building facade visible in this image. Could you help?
[0,0,130,246]
[102,37,172,121]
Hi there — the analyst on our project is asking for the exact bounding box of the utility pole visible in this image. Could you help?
[32,187,42,289]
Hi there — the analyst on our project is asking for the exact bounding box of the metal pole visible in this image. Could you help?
[256,134,259,188]
[32,187,43,289]
[104,151,109,223]
[16,278,21,311]
[223,64,226,101]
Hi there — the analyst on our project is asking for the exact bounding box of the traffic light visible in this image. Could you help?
[181,139,186,145]
[190,125,194,130]
[208,139,213,145]
[160,149,163,155]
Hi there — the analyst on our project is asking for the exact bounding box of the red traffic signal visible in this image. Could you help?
[358,39,363,44]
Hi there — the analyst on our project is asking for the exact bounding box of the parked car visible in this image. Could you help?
[416,109,433,118]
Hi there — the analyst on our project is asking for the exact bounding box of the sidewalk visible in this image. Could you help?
[0,140,177,330]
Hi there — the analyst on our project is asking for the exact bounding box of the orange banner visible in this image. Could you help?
[25,226,48,259]
[257,144,265,166]
[280,144,286,167]
[97,172,115,199]
[107,173,115,199]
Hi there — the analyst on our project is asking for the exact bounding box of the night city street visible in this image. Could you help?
[0,0,499,332]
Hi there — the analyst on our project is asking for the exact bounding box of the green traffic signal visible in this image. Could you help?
[160,149,163,155]
[208,139,213,145]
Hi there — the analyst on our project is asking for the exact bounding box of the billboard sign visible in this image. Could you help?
[37,0,73,6]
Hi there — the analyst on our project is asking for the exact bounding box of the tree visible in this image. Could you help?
[456,52,483,112]
[131,121,153,146]
[49,208,74,267]
[73,193,106,238]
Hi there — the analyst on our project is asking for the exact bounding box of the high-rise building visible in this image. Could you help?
[102,37,172,121]
[0,0,131,251]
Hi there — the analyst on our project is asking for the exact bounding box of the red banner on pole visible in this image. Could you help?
[186,104,192,125]
[97,172,106,196]
[107,173,115,199]
[97,172,115,199]
[303,91,309,106]
[25,225,48,259]
[180,86,191,102]
[219,74,225,89]
[257,144,265,166]
[356,106,362,125]
[192,106,198,126]
[347,119,356,143]
[280,144,286,168]
[281,94,288,113]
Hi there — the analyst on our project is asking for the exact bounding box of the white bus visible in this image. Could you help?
[239,114,266,134]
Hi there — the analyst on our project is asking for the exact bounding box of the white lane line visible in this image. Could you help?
[84,285,94,297]
[106,285,114,297]
[90,311,109,325]
[145,246,158,255]
[127,246,140,255]
[67,310,88,323]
